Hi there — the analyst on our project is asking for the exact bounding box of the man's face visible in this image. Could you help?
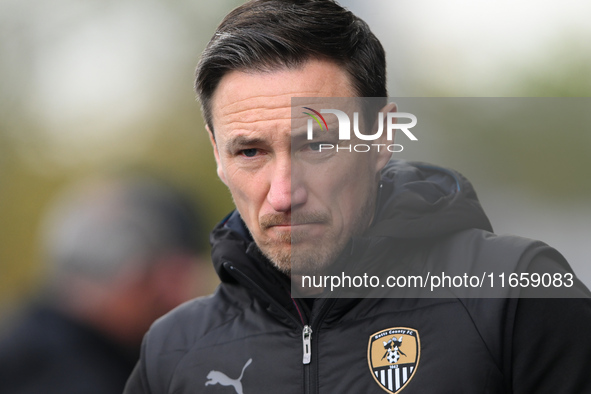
[209,59,391,275]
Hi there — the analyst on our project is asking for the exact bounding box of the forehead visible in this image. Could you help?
[210,60,355,135]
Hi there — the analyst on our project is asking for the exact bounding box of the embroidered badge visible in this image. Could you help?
[368,328,420,393]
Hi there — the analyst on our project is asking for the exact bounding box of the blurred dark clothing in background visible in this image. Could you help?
[0,304,138,394]
[0,175,211,393]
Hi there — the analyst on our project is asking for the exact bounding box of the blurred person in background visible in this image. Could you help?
[0,176,209,394]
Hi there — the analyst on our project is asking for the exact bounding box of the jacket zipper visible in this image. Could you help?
[302,325,312,364]
[225,263,336,394]
[305,298,337,394]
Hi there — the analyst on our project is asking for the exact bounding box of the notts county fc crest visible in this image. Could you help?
[368,327,420,393]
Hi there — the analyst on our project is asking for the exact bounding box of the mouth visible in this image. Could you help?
[269,220,327,227]
[261,212,330,231]
[267,223,321,231]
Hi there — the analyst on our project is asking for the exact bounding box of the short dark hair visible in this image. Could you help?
[195,0,387,134]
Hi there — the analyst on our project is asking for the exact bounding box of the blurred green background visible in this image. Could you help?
[1,0,590,319]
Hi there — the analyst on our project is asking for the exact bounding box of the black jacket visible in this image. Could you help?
[124,161,591,394]
[0,304,139,394]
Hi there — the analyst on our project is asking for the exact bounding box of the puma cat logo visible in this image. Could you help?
[205,358,252,394]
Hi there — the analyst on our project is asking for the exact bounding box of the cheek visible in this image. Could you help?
[220,162,247,195]
[224,170,267,221]
[324,154,375,193]
[323,156,376,215]
[227,177,255,206]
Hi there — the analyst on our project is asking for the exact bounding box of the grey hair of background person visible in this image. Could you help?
[40,176,204,284]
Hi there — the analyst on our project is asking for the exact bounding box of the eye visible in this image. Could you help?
[308,142,321,151]
[240,148,258,157]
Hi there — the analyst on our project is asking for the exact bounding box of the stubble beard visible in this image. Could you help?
[256,191,376,277]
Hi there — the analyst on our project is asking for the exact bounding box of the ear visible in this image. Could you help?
[207,125,227,185]
[374,102,398,172]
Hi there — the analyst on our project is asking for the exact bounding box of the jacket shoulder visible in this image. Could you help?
[141,284,247,392]
[423,228,582,373]
[429,228,563,278]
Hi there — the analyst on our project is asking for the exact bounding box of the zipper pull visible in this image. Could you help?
[302,325,312,364]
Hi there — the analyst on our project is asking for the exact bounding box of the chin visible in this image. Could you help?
[260,237,342,277]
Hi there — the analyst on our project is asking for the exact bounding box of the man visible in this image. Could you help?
[0,176,208,394]
[124,1,591,393]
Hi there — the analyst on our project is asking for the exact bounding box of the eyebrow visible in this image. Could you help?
[225,136,266,153]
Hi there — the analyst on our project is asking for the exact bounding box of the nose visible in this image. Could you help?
[267,155,307,212]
